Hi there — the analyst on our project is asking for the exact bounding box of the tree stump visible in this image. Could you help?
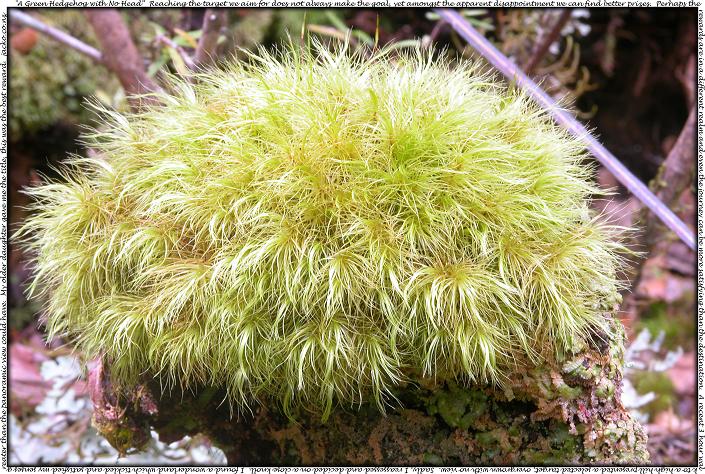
[88,317,648,465]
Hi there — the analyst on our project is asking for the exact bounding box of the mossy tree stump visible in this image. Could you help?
[20,43,647,465]
[89,318,648,465]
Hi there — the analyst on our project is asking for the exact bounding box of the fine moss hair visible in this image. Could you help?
[18,42,628,419]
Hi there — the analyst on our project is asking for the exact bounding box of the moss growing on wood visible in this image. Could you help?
[20,43,630,421]
[88,318,648,465]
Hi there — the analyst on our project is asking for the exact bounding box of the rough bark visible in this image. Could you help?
[194,9,227,68]
[84,10,160,103]
[88,316,648,465]
[628,107,696,286]
[643,107,696,247]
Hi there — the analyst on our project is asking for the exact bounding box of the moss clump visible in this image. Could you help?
[19,42,627,419]
[9,11,120,141]
[427,383,489,430]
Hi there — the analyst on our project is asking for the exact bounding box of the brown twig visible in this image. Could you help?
[632,48,652,98]
[524,9,572,76]
[194,9,227,68]
[676,54,695,109]
[85,9,161,102]
[625,107,696,295]
[9,10,103,63]
[156,34,196,71]
[428,19,446,43]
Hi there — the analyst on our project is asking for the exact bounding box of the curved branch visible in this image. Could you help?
[644,108,696,248]
[84,9,160,99]
[156,34,196,71]
[9,10,103,63]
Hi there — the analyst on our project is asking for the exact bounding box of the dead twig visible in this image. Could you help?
[676,54,695,109]
[632,48,652,98]
[524,9,572,76]
[194,9,227,68]
[9,10,103,63]
[156,34,196,71]
[85,9,161,103]
[625,108,695,297]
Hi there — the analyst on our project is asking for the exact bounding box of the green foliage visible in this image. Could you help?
[18,42,627,419]
[427,383,488,430]
[633,371,676,417]
[9,11,121,141]
[635,300,695,351]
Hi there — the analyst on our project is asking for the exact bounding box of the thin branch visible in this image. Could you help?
[626,108,695,295]
[428,19,446,43]
[524,9,572,76]
[434,8,696,251]
[9,10,103,63]
[156,34,196,71]
[194,9,227,68]
[85,9,161,104]
[676,53,695,109]
[307,24,359,46]
[653,108,696,207]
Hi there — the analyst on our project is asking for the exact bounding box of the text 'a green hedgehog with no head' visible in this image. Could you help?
[18,41,628,420]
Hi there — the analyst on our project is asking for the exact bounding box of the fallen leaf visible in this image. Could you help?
[10,343,51,415]
[667,351,695,396]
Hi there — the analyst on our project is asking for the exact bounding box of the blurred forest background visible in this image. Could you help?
[7,7,697,465]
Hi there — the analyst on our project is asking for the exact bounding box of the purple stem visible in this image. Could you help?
[435,8,695,251]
